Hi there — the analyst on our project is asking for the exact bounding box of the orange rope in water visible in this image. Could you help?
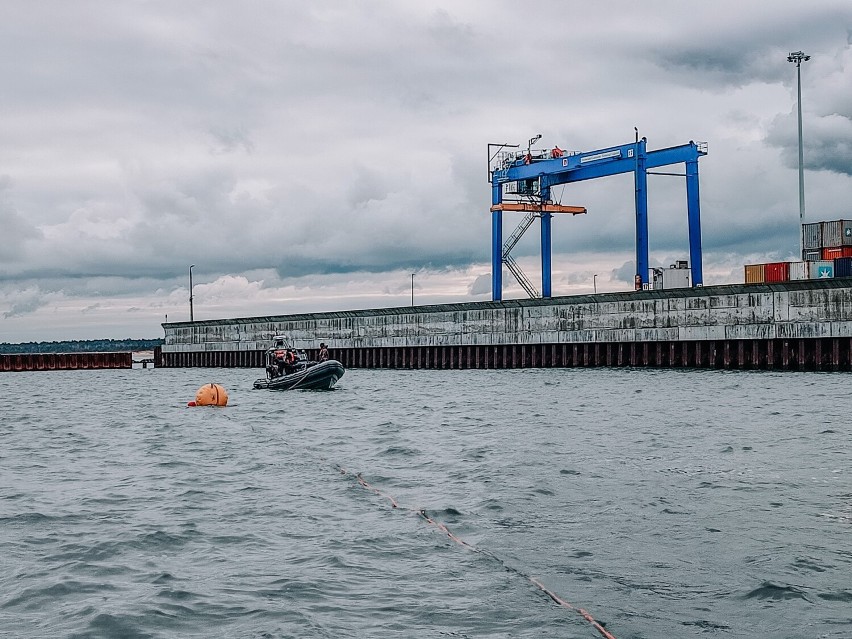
[339,467,618,639]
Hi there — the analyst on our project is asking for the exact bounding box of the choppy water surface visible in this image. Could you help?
[1,367,850,638]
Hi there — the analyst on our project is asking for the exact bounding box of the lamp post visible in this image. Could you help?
[411,273,415,306]
[787,50,810,256]
[593,274,597,294]
[189,264,195,322]
[527,133,542,155]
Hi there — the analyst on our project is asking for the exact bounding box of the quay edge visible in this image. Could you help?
[158,280,852,371]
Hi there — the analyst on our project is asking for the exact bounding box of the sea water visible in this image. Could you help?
[1,367,850,638]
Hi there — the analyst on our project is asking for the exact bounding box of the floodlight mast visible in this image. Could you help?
[527,134,541,154]
[189,264,195,322]
[787,50,810,255]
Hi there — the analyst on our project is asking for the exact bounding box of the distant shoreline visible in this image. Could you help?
[0,338,163,355]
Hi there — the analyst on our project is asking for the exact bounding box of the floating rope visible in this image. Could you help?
[529,577,618,639]
[339,466,618,639]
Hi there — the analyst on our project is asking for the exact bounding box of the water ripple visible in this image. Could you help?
[1,368,850,637]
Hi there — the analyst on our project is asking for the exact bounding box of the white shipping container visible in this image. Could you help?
[652,265,691,289]
[788,261,809,280]
[808,260,834,279]
[821,220,852,248]
[802,223,822,249]
[843,220,852,246]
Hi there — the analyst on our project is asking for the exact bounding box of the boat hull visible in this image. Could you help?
[253,360,345,391]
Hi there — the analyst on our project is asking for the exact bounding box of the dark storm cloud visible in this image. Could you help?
[768,112,852,176]
[648,7,851,87]
[766,104,852,177]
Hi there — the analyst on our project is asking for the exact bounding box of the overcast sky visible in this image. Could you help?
[1,1,851,341]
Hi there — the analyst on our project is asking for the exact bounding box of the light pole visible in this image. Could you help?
[788,50,810,256]
[527,133,541,156]
[593,274,597,294]
[411,273,415,306]
[189,264,195,322]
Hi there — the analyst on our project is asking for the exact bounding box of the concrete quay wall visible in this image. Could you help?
[159,280,852,371]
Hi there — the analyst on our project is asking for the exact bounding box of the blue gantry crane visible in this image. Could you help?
[487,137,708,300]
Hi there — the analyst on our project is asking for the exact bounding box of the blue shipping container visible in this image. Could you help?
[834,257,852,278]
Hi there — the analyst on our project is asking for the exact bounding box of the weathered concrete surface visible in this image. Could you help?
[161,280,852,353]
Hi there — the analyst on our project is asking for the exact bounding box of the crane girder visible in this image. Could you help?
[491,142,706,186]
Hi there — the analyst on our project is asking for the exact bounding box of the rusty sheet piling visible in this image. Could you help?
[0,352,132,372]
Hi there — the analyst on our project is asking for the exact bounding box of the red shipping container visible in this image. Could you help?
[764,261,790,282]
[821,246,852,260]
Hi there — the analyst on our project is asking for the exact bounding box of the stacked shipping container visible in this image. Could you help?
[803,219,852,260]
[835,257,852,278]
[744,219,850,284]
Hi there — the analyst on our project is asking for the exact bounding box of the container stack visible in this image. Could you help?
[813,220,852,260]
[744,219,851,284]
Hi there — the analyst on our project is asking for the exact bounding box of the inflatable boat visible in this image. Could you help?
[253,336,345,391]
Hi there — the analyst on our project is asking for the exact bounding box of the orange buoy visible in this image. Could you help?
[190,383,229,407]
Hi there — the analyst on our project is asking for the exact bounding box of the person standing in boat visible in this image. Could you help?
[318,343,329,362]
[282,349,299,374]
[273,349,288,377]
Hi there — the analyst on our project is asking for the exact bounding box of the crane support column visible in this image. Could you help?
[540,185,552,298]
[686,157,703,286]
[634,139,649,288]
[491,183,503,301]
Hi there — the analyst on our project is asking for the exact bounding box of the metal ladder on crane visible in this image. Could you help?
[501,211,540,298]
[504,254,540,298]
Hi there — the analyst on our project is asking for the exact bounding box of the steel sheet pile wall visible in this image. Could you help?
[0,352,132,372]
[159,280,852,371]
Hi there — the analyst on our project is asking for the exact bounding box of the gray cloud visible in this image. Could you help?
[767,111,852,176]
[1,1,851,339]
[612,261,636,286]
[3,288,50,319]
[468,273,490,296]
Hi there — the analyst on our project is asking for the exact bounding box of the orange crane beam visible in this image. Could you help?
[490,202,586,215]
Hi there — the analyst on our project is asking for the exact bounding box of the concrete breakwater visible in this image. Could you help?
[1,352,132,372]
[158,280,852,371]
